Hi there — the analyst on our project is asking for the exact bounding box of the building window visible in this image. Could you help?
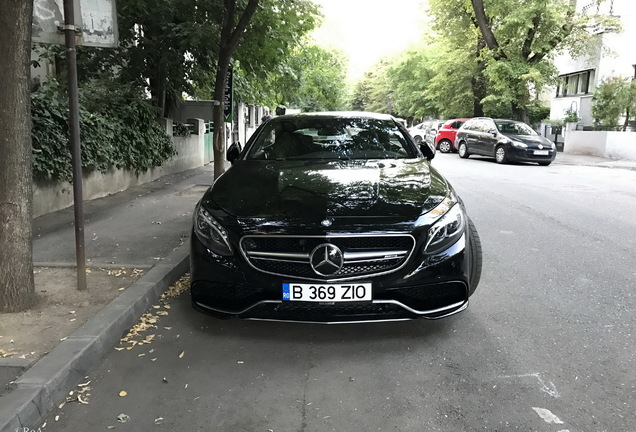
[556,70,594,97]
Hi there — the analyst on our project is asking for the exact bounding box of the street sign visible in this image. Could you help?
[32,0,118,47]
[223,65,233,123]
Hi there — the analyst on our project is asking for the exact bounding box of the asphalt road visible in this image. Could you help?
[40,153,636,432]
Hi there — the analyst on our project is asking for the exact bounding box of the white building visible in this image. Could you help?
[549,0,636,126]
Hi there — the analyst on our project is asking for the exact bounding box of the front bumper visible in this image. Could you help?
[506,145,557,163]
[190,230,472,323]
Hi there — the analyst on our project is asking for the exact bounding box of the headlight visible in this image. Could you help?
[194,205,233,256]
[510,139,527,148]
[423,196,466,255]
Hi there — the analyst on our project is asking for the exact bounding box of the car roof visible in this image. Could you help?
[272,111,396,122]
[493,119,524,124]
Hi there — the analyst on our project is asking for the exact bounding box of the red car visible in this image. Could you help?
[435,118,470,153]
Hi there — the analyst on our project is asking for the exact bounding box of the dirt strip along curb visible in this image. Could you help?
[0,246,190,432]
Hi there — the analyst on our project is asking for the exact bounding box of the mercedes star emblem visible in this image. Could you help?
[310,243,344,276]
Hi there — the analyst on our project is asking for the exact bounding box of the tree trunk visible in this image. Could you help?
[0,0,36,311]
[623,107,630,132]
[211,0,260,180]
[472,38,487,117]
[213,50,231,180]
[512,103,530,124]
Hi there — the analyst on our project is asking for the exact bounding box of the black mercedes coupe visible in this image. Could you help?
[190,112,482,323]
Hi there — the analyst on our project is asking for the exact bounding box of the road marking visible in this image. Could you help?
[532,407,564,424]
[497,372,560,398]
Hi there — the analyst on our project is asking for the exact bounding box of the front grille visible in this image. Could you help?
[240,234,415,281]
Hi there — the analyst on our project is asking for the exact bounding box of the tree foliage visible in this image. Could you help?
[350,0,615,124]
[592,77,636,130]
[469,0,616,122]
[238,44,347,111]
[31,79,176,182]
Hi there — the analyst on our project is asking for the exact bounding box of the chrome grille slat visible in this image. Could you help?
[246,251,309,260]
[240,234,415,281]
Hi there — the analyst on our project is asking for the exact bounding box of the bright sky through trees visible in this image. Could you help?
[311,0,428,80]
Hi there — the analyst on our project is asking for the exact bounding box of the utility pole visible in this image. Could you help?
[62,0,87,290]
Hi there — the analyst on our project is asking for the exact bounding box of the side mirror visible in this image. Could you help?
[488,129,497,137]
[227,142,242,164]
[419,142,436,161]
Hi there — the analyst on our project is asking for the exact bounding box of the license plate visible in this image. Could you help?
[534,150,549,155]
[282,283,372,302]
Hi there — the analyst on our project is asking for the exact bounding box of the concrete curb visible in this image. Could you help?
[0,246,190,432]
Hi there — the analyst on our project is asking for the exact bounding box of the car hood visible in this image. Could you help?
[504,134,552,148]
[205,159,448,220]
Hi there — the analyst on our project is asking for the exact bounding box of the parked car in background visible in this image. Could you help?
[191,112,482,323]
[424,120,444,148]
[455,117,556,165]
[407,121,429,144]
[435,118,469,153]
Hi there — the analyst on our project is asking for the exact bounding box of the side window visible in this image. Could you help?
[454,121,465,129]
[473,120,486,132]
[463,121,475,131]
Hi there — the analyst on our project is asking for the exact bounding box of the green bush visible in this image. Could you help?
[31,79,176,182]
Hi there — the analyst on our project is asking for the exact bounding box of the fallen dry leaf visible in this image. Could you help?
[119,391,127,397]
[117,413,130,423]
[178,351,185,359]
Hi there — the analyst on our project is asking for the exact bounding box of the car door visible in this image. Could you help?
[480,119,499,156]
[469,120,489,155]
[448,121,464,149]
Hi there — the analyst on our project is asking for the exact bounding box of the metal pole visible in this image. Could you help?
[62,0,87,290]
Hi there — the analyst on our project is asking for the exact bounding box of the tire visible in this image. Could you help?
[458,141,469,158]
[495,145,508,164]
[438,140,452,153]
[413,135,423,144]
[538,161,551,166]
[467,217,482,296]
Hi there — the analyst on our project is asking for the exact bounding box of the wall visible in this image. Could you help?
[564,130,636,160]
[33,118,206,218]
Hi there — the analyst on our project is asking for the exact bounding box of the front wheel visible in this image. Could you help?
[413,135,423,144]
[467,217,482,296]
[495,145,508,164]
[438,140,452,153]
[538,161,552,166]
[458,142,469,158]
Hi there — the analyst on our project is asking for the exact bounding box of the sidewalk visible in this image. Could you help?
[0,165,214,432]
[553,152,636,171]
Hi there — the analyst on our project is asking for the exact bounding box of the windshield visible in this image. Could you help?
[495,121,538,136]
[245,117,416,160]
